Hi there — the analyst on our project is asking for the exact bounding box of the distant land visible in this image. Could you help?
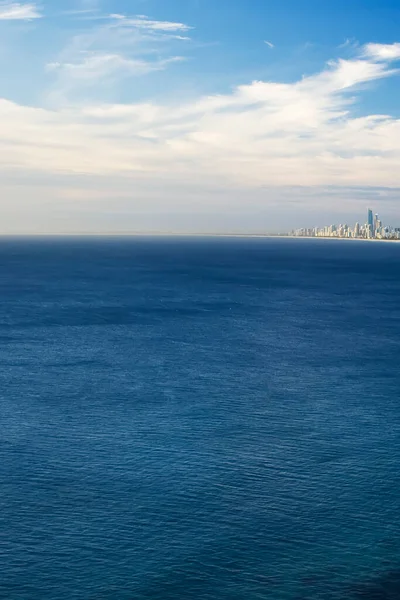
[0,232,399,241]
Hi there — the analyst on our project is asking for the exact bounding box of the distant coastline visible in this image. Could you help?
[279,235,400,243]
[0,232,399,241]
[290,208,400,242]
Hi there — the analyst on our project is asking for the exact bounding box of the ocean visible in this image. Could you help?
[1,237,400,600]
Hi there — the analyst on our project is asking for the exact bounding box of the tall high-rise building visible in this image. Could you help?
[374,214,379,235]
[368,209,374,234]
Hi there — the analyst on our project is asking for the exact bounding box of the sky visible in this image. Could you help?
[1,0,400,233]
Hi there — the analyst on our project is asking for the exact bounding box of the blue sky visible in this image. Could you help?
[1,0,400,233]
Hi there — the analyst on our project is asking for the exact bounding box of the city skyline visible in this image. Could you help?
[291,208,400,240]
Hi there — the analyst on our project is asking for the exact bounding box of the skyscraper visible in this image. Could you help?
[368,209,374,236]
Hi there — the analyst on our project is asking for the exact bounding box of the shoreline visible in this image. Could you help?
[0,233,399,242]
[283,235,400,243]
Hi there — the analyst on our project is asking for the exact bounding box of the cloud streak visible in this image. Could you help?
[0,1,41,19]
[46,12,192,99]
[47,53,185,80]
[109,13,192,32]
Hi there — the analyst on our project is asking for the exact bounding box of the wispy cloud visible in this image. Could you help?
[46,12,192,100]
[47,52,185,80]
[109,14,192,32]
[338,38,358,49]
[61,8,99,17]
[264,40,274,49]
[0,1,41,20]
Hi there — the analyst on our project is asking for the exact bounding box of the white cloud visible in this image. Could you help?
[1,41,400,231]
[363,42,400,61]
[0,1,41,19]
[2,42,400,192]
[264,40,274,49]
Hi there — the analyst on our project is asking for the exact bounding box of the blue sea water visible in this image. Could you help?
[1,237,400,600]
